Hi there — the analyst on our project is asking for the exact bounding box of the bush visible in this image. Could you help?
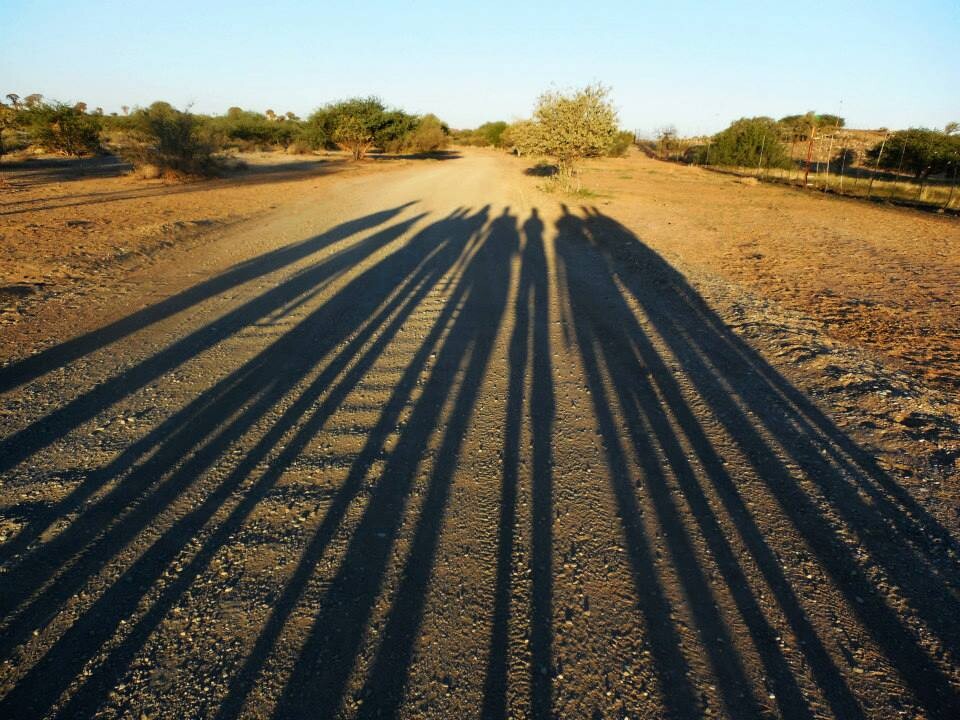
[25,102,102,156]
[308,97,388,160]
[404,114,448,153]
[867,128,960,179]
[778,112,845,140]
[706,117,790,168]
[374,110,419,153]
[121,102,218,176]
[285,140,311,155]
[607,130,635,157]
[515,85,619,176]
[211,108,300,149]
[500,120,537,156]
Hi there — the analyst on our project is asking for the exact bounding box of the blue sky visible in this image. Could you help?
[2,0,957,134]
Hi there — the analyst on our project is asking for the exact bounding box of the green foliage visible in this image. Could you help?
[515,85,619,173]
[816,114,845,128]
[607,130,635,157]
[454,121,509,147]
[121,101,218,176]
[500,120,536,155]
[477,121,508,147]
[0,102,18,159]
[308,97,388,160]
[403,114,448,154]
[868,128,960,179]
[778,112,845,139]
[209,108,300,148]
[24,101,102,156]
[706,117,790,168]
[374,110,419,152]
[304,99,447,157]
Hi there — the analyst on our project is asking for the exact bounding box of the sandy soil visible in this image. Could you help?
[0,148,957,719]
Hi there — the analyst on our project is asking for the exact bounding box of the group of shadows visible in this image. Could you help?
[0,201,958,719]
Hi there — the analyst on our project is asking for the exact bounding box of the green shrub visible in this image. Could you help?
[867,128,960,179]
[706,117,790,168]
[778,112,845,140]
[307,97,389,160]
[121,102,218,176]
[211,108,300,149]
[515,85,619,176]
[374,110,419,152]
[404,114,448,153]
[25,102,102,156]
[607,130,635,157]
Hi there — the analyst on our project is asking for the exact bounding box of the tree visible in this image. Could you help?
[404,114,448,153]
[656,125,679,159]
[121,101,217,175]
[868,128,960,179]
[0,102,18,163]
[706,117,790,168]
[26,101,101,156]
[373,109,418,152]
[778,112,841,139]
[515,85,619,178]
[6,93,21,109]
[607,130,635,157]
[308,97,389,160]
[475,121,508,147]
[500,120,537,156]
[945,121,959,136]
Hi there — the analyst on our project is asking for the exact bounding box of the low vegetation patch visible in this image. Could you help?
[119,102,219,177]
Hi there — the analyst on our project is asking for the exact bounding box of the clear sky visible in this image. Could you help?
[2,0,957,135]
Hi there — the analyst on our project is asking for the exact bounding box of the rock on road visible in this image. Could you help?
[1,151,958,719]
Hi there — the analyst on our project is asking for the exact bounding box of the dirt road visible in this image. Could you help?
[1,151,958,719]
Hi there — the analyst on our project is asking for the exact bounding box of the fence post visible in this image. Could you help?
[823,131,836,192]
[839,142,847,194]
[804,127,816,186]
[867,133,890,200]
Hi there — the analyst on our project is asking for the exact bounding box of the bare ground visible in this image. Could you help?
[0,148,957,719]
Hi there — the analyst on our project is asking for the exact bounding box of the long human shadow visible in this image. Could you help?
[0,210,429,627]
[255,208,516,719]
[0,209,422,566]
[556,207,765,719]
[556,205,960,718]
[479,208,555,720]
[0,207,492,719]
[0,202,415,394]
[212,224,489,718]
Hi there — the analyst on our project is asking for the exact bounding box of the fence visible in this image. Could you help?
[646,128,960,213]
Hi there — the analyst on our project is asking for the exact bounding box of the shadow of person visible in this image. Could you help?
[217,206,518,719]
[554,203,960,719]
[0,206,496,719]
[479,207,556,720]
